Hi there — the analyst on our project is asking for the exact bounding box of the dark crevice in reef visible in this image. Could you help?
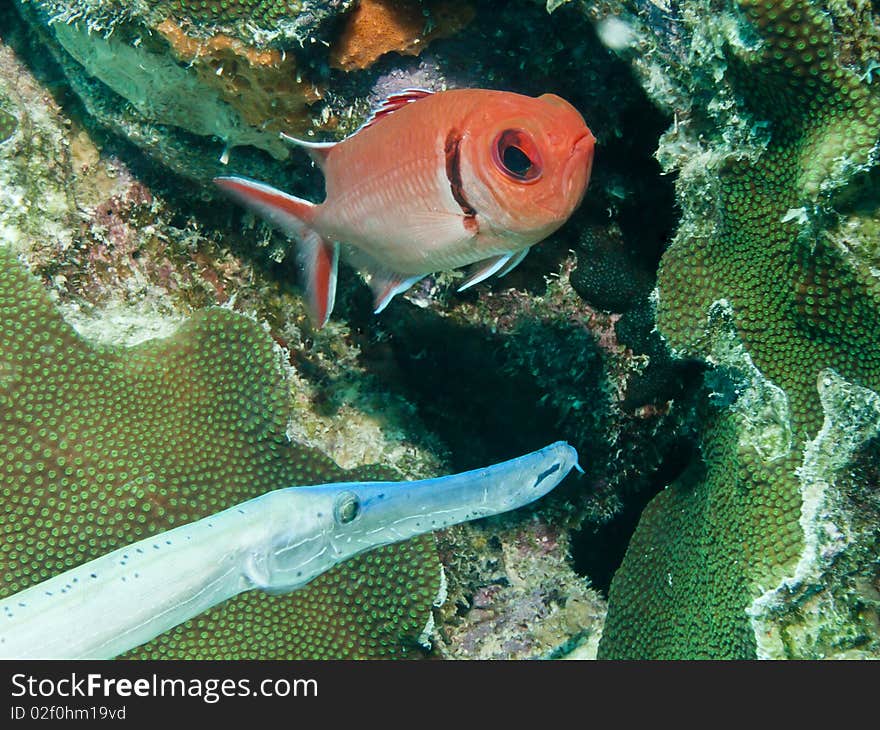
[571,435,702,595]
[571,96,677,315]
[379,306,612,478]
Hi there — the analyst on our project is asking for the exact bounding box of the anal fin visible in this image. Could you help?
[297,233,339,328]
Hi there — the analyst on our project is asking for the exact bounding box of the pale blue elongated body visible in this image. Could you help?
[0,442,579,659]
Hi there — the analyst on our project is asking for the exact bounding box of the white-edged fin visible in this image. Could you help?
[371,272,425,314]
[297,232,339,327]
[214,176,337,327]
[359,88,434,133]
[495,248,530,278]
[457,253,515,292]
[280,133,336,169]
[214,176,317,239]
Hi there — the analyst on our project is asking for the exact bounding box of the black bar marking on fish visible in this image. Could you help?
[444,130,479,233]
[534,463,561,488]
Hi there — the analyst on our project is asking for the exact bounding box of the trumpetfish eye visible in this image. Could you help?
[493,129,542,182]
[334,492,361,525]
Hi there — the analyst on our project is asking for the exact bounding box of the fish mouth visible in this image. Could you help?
[573,130,596,151]
[562,131,595,204]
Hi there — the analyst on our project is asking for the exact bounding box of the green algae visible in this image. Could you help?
[0,243,439,658]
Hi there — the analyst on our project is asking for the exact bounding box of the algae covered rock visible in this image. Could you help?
[594,0,880,658]
[14,0,341,184]
[12,0,477,184]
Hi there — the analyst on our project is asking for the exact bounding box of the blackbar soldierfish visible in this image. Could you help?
[215,88,595,327]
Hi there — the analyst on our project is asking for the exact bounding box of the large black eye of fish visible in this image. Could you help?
[334,492,361,525]
[493,129,543,182]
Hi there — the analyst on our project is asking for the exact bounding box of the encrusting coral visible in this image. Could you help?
[12,0,352,184]
[598,0,880,658]
[0,243,440,658]
[145,0,305,26]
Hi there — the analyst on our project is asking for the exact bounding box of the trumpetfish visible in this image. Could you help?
[215,88,595,326]
[0,442,580,659]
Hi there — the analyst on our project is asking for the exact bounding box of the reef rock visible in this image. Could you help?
[591,0,880,659]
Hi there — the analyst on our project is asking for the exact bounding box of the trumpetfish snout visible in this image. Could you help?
[0,442,581,659]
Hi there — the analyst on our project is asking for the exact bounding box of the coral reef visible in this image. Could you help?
[435,517,606,659]
[0,23,451,659]
[146,0,305,27]
[34,0,351,44]
[0,240,441,658]
[154,18,323,143]
[1,4,611,657]
[13,0,349,184]
[0,103,15,143]
[22,0,878,661]
[595,0,880,658]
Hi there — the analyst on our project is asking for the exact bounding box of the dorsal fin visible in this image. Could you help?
[279,89,433,164]
[280,133,336,169]
[359,88,434,132]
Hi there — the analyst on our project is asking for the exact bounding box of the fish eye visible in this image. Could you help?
[493,129,542,182]
[333,492,361,525]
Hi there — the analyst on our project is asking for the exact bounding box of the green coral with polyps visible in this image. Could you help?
[153,0,303,25]
[0,243,439,658]
[599,0,880,658]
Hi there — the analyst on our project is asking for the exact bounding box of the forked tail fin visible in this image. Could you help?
[214,176,338,327]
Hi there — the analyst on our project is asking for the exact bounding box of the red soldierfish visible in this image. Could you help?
[215,88,595,327]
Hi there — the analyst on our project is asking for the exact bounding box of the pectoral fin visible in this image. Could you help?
[457,253,516,291]
[496,248,530,278]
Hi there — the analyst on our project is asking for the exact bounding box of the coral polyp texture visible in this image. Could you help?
[150,0,303,26]
[0,244,440,658]
[597,0,880,658]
